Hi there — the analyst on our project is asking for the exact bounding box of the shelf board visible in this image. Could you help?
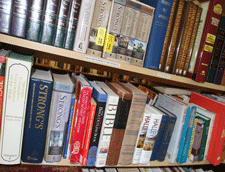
[1,34,225,92]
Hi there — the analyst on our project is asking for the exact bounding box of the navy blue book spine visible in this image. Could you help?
[141,0,174,70]
[21,78,53,163]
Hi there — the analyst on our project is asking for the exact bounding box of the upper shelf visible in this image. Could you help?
[1,33,225,92]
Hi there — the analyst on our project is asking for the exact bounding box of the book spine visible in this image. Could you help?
[73,0,96,53]
[192,0,223,82]
[139,114,162,165]
[142,0,174,70]
[53,0,71,48]
[26,0,46,42]
[63,97,75,159]
[95,96,118,167]
[44,91,72,162]
[0,56,32,165]
[70,86,92,164]
[21,78,53,163]
[40,0,61,45]
[10,0,29,38]
[0,0,13,34]
[64,0,81,50]
[80,100,97,166]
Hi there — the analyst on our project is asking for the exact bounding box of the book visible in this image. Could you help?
[73,0,96,53]
[118,82,147,165]
[139,106,163,165]
[44,73,74,162]
[64,0,82,50]
[191,0,224,82]
[153,86,192,95]
[21,69,53,163]
[70,74,93,164]
[189,92,225,166]
[84,81,107,167]
[94,81,119,167]
[0,51,33,165]
[10,0,30,38]
[52,0,72,48]
[141,0,174,70]
[0,0,13,34]
[26,0,46,42]
[39,0,61,45]
[105,81,132,166]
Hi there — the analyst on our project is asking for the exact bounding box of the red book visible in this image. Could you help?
[80,98,97,166]
[70,74,93,164]
[189,92,225,166]
[191,0,224,82]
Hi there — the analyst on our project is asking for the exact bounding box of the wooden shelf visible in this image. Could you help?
[1,34,225,93]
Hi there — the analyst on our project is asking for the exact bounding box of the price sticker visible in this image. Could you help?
[103,33,115,53]
[96,27,106,46]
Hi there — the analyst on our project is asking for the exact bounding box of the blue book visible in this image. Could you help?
[21,70,53,163]
[86,81,107,167]
[141,0,174,70]
[63,96,75,159]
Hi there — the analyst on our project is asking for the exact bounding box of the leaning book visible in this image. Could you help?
[44,73,74,162]
[0,51,33,165]
[21,69,53,163]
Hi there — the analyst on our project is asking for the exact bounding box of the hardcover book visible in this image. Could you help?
[118,82,147,165]
[141,0,174,70]
[94,81,119,167]
[0,52,33,165]
[44,73,74,162]
[0,0,13,34]
[21,70,53,163]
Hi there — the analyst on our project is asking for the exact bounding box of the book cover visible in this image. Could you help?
[141,0,174,70]
[39,0,61,45]
[26,0,46,42]
[52,0,71,48]
[44,73,74,162]
[118,82,147,165]
[21,70,53,163]
[10,0,30,38]
[0,0,13,34]
[73,0,96,53]
[84,81,107,167]
[70,74,93,164]
[0,52,33,165]
[94,81,119,167]
[189,92,225,166]
[191,0,224,82]
[64,0,82,50]
[105,81,132,166]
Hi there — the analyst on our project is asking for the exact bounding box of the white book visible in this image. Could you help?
[151,168,164,172]
[73,0,96,53]
[154,94,188,163]
[94,81,119,167]
[153,86,192,95]
[139,106,163,165]
[132,105,152,164]
[104,168,118,172]
[0,52,33,165]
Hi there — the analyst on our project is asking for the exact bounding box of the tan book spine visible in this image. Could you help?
[183,6,202,77]
[164,0,185,73]
[159,0,178,71]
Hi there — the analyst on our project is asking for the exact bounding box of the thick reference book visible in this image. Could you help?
[44,73,74,162]
[21,70,53,163]
[141,0,174,70]
[189,92,225,166]
[118,82,147,165]
[0,0,13,34]
[0,52,33,165]
[70,74,93,164]
[94,81,119,167]
[105,81,132,166]
[84,81,107,167]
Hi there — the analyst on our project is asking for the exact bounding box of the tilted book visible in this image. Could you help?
[94,81,119,167]
[44,73,74,162]
[118,82,147,165]
[21,70,53,163]
[0,52,33,165]
[0,0,13,35]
